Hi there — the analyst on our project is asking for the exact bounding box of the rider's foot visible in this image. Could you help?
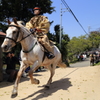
[48,54,55,59]
[46,52,55,59]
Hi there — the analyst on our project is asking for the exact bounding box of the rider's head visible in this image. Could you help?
[33,7,41,15]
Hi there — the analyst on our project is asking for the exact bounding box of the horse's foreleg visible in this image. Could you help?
[11,66,25,98]
[28,69,40,84]
[45,64,56,89]
[28,61,40,84]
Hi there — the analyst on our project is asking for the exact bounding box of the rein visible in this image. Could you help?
[23,42,37,53]
[5,24,37,53]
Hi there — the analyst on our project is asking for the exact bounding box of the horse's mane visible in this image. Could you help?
[17,21,25,26]
[17,21,31,34]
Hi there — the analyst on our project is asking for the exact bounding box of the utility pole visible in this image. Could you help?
[60,3,62,49]
[88,26,91,34]
[60,3,68,48]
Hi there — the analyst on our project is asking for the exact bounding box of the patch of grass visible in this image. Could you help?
[95,62,100,65]
[92,90,95,92]
[84,92,87,94]
[0,94,4,96]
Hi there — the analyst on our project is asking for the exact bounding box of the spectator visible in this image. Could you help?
[5,52,19,82]
[83,53,87,60]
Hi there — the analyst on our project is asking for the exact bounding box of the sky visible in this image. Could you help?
[44,0,100,39]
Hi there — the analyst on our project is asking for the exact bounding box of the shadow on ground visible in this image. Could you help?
[0,76,30,88]
[19,78,72,100]
[0,71,45,88]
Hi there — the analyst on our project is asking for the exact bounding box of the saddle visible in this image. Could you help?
[30,30,55,60]
[39,42,55,60]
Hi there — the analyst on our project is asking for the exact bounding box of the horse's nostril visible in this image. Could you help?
[1,45,8,51]
[4,45,8,49]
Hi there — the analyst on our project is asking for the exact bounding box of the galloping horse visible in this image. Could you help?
[1,19,66,97]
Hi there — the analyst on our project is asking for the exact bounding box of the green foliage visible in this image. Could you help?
[0,0,54,57]
[88,31,100,48]
[95,61,100,66]
[67,35,91,62]
[53,24,70,62]
[0,0,54,31]
[54,25,60,43]
[60,34,70,61]
[67,31,100,62]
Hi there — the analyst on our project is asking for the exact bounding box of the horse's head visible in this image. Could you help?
[1,18,21,52]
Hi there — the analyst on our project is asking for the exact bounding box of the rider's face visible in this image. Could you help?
[34,10,40,15]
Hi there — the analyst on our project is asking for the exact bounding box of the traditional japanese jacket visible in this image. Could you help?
[26,15,50,34]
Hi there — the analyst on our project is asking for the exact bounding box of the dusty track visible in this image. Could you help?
[0,65,100,100]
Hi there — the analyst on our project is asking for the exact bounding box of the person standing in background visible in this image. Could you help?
[5,52,19,82]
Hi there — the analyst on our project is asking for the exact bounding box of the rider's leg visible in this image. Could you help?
[38,35,55,59]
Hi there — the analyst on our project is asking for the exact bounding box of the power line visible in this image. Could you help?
[61,0,88,35]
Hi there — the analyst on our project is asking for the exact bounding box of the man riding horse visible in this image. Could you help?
[26,6,55,59]
[1,5,67,97]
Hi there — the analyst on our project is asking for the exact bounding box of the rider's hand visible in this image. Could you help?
[30,28,33,32]
[37,29,42,32]
[30,28,37,33]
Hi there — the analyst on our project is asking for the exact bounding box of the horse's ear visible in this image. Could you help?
[13,18,18,25]
[8,19,11,24]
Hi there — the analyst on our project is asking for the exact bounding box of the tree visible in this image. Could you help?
[61,34,70,62]
[54,25,60,43]
[54,24,70,64]
[67,35,91,62]
[88,31,100,48]
[0,0,55,32]
[0,0,55,55]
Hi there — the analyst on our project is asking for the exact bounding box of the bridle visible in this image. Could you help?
[5,24,35,44]
[5,24,37,53]
[5,25,20,44]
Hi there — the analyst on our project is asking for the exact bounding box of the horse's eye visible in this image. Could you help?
[13,31,16,34]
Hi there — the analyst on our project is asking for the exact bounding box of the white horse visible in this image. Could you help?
[1,19,66,98]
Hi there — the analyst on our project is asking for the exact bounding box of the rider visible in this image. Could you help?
[25,6,55,59]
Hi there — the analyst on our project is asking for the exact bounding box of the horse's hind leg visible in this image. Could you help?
[45,64,56,89]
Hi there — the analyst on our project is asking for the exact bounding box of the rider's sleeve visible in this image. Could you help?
[25,21,33,29]
[37,16,50,34]
[25,16,50,34]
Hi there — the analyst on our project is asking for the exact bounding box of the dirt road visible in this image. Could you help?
[0,65,100,100]
[70,58,90,68]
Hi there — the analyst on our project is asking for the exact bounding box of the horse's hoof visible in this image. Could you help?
[37,80,40,84]
[11,93,18,98]
[34,80,40,84]
[31,79,40,84]
[45,85,50,89]
[34,78,40,84]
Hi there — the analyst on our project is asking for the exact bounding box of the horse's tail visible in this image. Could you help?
[57,59,67,68]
